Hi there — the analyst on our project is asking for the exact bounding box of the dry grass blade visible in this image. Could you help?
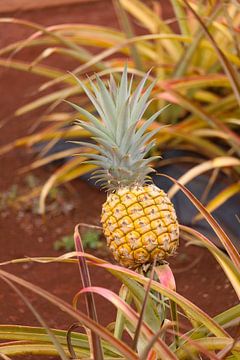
[169,330,222,360]
[75,286,178,359]
[66,323,90,359]
[19,147,81,173]
[182,0,240,107]
[96,263,229,338]
[113,0,142,71]
[194,182,240,222]
[74,225,104,360]
[168,157,240,198]
[0,252,232,337]
[139,322,174,360]
[175,337,240,359]
[170,0,190,36]
[0,277,69,360]
[39,158,95,214]
[180,225,240,300]
[172,2,222,79]
[158,173,240,271]
[159,90,240,151]
[0,18,89,56]
[0,354,12,360]
[0,269,139,360]
[155,264,179,349]
[218,323,240,359]
[0,58,65,80]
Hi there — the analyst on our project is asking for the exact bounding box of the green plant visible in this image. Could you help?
[70,66,180,269]
[54,235,75,251]
[0,184,18,210]
[82,229,102,249]
[0,177,239,359]
[54,230,101,251]
[0,0,239,215]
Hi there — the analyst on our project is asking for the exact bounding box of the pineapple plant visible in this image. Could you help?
[70,67,179,269]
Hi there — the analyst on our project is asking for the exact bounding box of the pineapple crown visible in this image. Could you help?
[68,66,166,191]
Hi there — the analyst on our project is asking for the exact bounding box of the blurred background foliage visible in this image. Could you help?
[0,0,239,215]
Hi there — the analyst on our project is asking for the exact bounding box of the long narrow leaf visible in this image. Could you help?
[76,286,178,360]
[1,277,69,360]
[168,157,240,198]
[158,173,240,271]
[194,182,240,221]
[74,225,103,360]
[180,225,240,300]
[182,0,240,107]
[0,269,138,360]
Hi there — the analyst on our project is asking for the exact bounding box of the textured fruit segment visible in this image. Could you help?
[101,184,179,268]
[126,231,142,250]
[142,231,158,251]
[128,203,144,220]
[168,224,179,241]
[151,219,167,236]
[134,248,150,263]
[144,205,161,221]
[107,194,120,209]
[121,193,138,207]
[137,193,155,207]
[104,216,118,232]
[118,216,134,233]
[134,217,151,235]
[112,229,125,246]
[150,248,165,261]
[112,203,128,220]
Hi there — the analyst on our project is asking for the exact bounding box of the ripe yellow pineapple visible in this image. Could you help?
[70,66,179,268]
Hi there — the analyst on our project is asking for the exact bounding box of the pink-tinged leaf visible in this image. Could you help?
[168,157,240,198]
[73,225,103,360]
[180,225,240,300]
[76,286,178,359]
[160,74,230,91]
[1,277,69,360]
[194,182,240,222]
[172,330,222,360]
[158,90,240,150]
[0,251,230,338]
[178,337,240,359]
[154,264,176,291]
[146,349,157,360]
[154,264,178,348]
[0,251,105,267]
[158,91,178,103]
[0,269,138,360]
[140,322,174,360]
[181,0,240,108]
[93,262,229,338]
[158,173,240,272]
[66,323,92,359]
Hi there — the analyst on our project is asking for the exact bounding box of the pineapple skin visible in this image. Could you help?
[101,184,179,268]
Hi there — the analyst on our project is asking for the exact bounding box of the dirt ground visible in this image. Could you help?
[0,1,238,356]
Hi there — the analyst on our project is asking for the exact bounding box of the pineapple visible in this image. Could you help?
[70,67,179,269]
